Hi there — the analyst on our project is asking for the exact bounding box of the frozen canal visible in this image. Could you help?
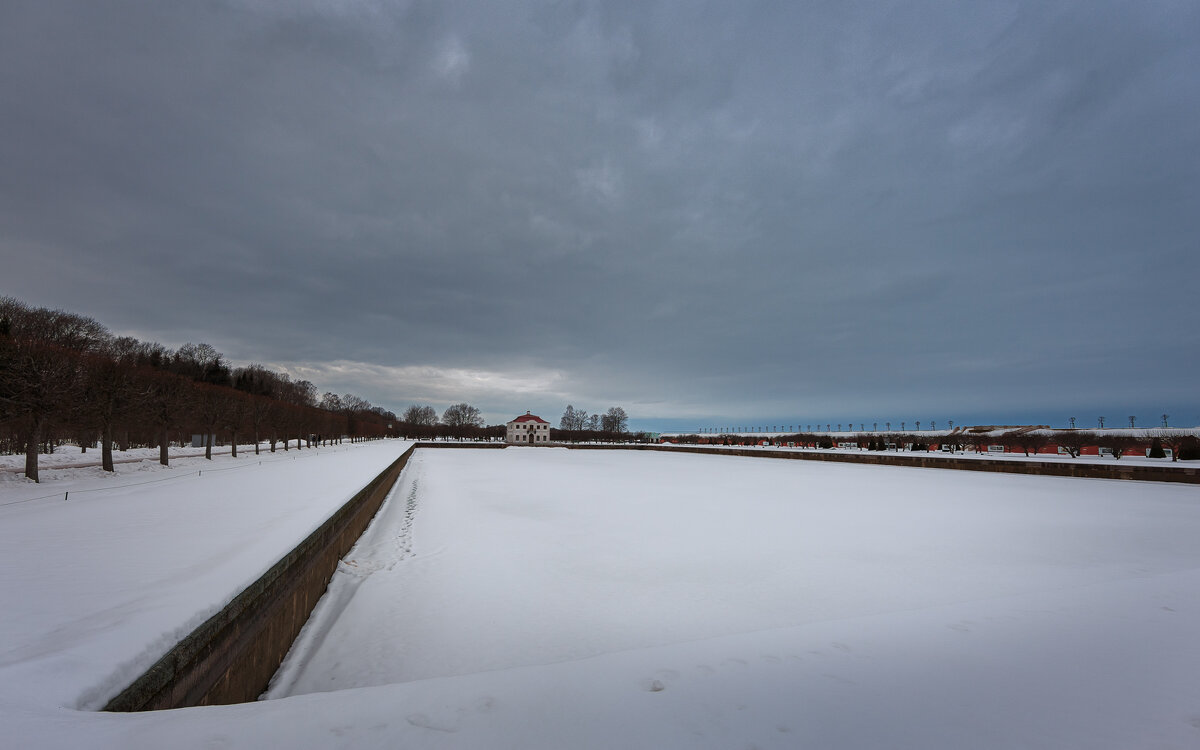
[262,447,1200,748]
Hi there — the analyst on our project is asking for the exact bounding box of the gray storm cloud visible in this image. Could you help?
[1,0,1197,428]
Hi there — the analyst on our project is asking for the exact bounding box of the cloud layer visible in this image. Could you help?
[2,0,1197,428]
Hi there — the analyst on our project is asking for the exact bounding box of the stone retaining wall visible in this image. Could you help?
[566,444,1200,484]
[104,444,417,711]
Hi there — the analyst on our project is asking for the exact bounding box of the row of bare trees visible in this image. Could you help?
[671,428,1198,461]
[392,402,506,441]
[1,297,399,481]
[387,402,644,443]
[559,405,629,434]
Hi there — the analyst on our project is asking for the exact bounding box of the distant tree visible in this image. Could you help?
[1053,430,1090,458]
[1003,429,1048,457]
[192,383,230,459]
[960,431,986,453]
[172,342,231,386]
[140,368,189,466]
[78,338,145,471]
[601,407,629,433]
[1156,432,1191,462]
[232,364,282,398]
[223,390,251,457]
[586,413,600,431]
[1095,433,1136,460]
[560,405,579,430]
[247,394,272,454]
[320,392,344,412]
[443,403,483,428]
[402,404,438,426]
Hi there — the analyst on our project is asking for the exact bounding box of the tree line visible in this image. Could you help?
[393,402,506,441]
[559,405,628,433]
[390,403,649,443]
[1,297,400,481]
[552,404,647,443]
[669,427,1199,461]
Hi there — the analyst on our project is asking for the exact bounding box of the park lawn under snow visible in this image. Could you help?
[3,445,1200,748]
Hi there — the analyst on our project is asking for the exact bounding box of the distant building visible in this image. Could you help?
[507,412,550,444]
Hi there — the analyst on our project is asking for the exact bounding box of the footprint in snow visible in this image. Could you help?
[406,713,458,733]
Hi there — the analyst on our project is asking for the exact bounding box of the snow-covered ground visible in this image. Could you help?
[268,448,1200,748]
[1,441,318,483]
[4,445,1200,748]
[0,440,413,744]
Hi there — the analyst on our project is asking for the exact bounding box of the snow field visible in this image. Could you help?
[262,447,1200,748]
[3,444,1199,749]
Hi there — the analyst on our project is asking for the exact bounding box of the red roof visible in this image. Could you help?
[510,412,549,424]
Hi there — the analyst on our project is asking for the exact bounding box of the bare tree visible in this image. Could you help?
[601,407,629,433]
[172,342,231,386]
[79,338,145,471]
[0,298,109,481]
[443,403,483,428]
[1095,433,1135,460]
[141,368,189,466]
[1157,431,1191,462]
[560,405,579,430]
[1054,430,1090,458]
[320,392,343,412]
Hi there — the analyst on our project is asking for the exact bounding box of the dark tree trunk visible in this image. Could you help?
[101,423,115,472]
[24,418,43,482]
[205,432,212,460]
[231,431,238,458]
[159,427,170,466]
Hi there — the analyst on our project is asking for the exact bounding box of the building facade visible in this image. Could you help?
[506,412,551,444]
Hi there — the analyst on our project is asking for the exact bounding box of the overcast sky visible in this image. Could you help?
[2,0,1197,431]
